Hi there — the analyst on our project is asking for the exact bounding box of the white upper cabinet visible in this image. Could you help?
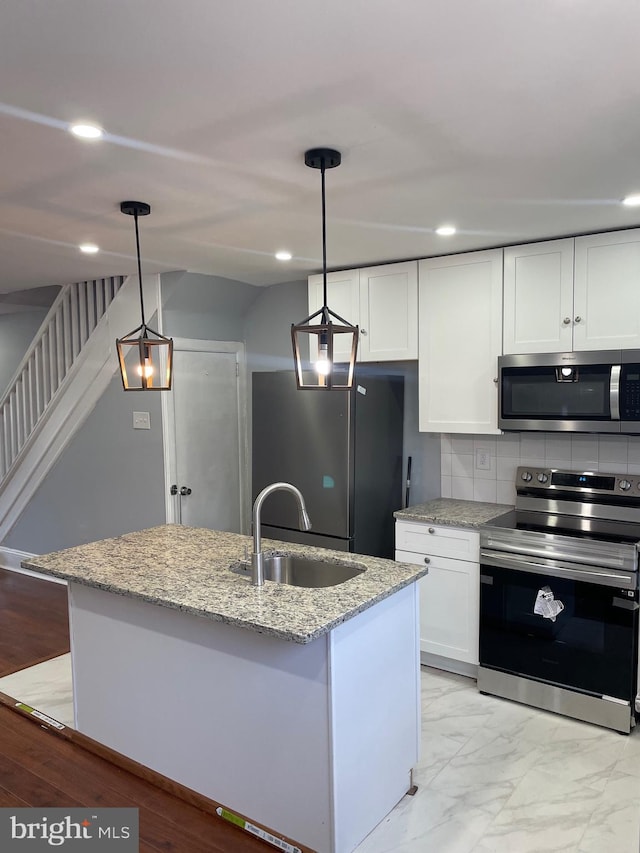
[504,230,640,354]
[358,262,418,360]
[308,261,418,362]
[573,229,640,351]
[418,249,503,434]
[503,239,575,354]
[308,269,360,362]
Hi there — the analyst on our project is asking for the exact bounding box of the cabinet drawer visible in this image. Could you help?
[395,520,479,562]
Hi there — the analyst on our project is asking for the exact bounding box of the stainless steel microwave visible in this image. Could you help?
[498,350,640,433]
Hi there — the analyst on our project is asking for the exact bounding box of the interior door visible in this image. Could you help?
[165,341,248,533]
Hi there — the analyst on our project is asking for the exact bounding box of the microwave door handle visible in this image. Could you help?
[611,364,621,420]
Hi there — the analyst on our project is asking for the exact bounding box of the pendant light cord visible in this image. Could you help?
[133,211,146,325]
[321,157,328,310]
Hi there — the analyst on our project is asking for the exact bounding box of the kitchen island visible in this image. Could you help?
[23,525,427,853]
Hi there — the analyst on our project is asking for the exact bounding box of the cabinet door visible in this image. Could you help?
[574,229,640,350]
[358,262,418,360]
[418,249,503,434]
[396,549,479,665]
[503,239,574,354]
[308,270,360,362]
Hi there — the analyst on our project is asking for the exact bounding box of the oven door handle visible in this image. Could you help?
[480,549,637,588]
[481,534,634,571]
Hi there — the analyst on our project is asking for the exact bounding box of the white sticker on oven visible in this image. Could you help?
[534,586,565,622]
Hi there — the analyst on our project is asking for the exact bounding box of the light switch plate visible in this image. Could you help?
[133,411,151,430]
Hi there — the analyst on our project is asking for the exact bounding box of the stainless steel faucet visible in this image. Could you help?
[251,482,312,586]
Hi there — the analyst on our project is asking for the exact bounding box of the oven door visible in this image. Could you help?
[479,550,639,702]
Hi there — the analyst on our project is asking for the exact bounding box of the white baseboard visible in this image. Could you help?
[420,651,477,680]
[0,546,67,585]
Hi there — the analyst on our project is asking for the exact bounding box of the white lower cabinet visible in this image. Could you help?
[396,520,479,673]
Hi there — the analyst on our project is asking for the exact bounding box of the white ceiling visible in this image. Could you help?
[2,0,640,292]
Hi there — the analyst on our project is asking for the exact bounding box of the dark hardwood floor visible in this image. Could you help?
[0,701,312,852]
[0,568,70,676]
[0,569,313,853]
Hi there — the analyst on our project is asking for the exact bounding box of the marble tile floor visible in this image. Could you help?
[1,658,639,852]
[0,653,74,727]
[357,667,640,853]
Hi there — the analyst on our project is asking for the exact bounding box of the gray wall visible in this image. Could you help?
[163,272,259,340]
[0,310,49,394]
[4,374,166,553]
[244,279,308,373]
[399,362,441,506]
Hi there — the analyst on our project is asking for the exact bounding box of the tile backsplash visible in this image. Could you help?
[441,432,640,506]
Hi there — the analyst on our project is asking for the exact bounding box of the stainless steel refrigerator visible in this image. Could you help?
[251,369,404,558]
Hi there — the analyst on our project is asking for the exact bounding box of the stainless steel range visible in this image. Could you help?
[479,467,640,733]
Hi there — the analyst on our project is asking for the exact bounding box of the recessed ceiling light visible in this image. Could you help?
[275,250,292,261]
[69,123,104,140]
[79,243,99,254]
[436,225,456,236]
[622,194,640,207]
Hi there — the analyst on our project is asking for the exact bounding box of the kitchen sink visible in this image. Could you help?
[233,554,366,588]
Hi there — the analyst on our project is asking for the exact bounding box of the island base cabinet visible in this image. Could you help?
[68,582,420,853]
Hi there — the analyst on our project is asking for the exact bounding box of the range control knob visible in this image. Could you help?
[620,479,632,491]
[521,471,533,482]
[537,473,549,483]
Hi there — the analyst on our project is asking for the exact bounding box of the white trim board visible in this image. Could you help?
[0,546,67,585]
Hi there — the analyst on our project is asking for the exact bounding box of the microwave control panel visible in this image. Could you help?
[621,365,640,419]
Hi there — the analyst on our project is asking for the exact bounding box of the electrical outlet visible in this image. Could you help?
[475,447,491,471]
[133,411,151,430]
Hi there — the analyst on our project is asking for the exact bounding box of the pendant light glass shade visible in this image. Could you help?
[291,148,359,390]
[115,201,173,391]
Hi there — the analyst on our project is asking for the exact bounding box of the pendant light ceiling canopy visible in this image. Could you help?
[291,148,359,390]
[116,201,173,391]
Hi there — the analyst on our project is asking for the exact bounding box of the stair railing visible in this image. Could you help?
[0,277,125,481]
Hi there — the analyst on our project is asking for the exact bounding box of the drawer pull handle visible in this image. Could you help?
[424,556,430,564]
[428,527,435,534]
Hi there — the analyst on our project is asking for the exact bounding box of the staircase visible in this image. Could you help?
[0,274,162,542]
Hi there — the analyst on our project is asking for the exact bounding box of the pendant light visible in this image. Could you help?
[291,148,359,389]
[116,201,173,391]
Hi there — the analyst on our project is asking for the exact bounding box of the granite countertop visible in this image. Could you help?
[22,525,427,645]
[394,498,513,528]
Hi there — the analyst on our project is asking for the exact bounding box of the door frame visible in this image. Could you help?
[160,338,250,534]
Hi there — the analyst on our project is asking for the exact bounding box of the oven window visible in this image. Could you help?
[502,365,611,419]
[480,564,638,701]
